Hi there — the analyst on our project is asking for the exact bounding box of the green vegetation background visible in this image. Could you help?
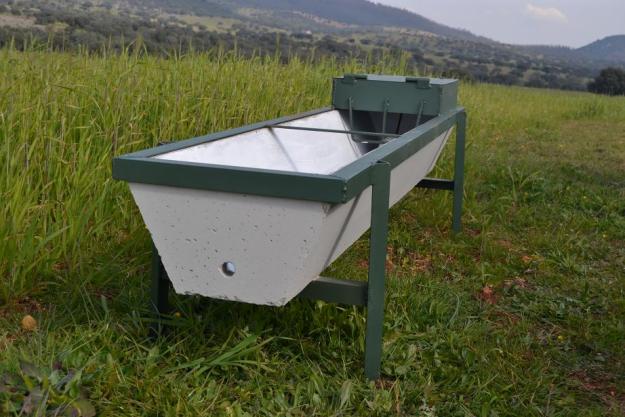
[1,48,625,416]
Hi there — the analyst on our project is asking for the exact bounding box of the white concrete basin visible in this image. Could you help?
[128,109,452,306]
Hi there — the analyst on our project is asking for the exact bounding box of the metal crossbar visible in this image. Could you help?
[269,125,399,139]
[298,277,368,306]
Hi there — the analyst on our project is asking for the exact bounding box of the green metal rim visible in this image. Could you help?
[113,106,465,204]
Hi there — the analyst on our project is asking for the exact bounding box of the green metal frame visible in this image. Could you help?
[145,108,466,380]
[118,74,467,380]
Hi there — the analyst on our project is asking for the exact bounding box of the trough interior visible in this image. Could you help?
[153,109,423,175]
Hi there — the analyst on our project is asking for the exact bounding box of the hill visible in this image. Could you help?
[129,0,486,41]
[0,0,623,91]
[578,35,625,63]
[521,35,625,67]
[124,0,625,67]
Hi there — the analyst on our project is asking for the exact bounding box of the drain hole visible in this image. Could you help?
[222,261,236,277]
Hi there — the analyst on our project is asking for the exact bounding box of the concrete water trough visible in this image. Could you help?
[113,74,467,379]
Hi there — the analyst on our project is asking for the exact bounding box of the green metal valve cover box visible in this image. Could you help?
[332,74,458,117]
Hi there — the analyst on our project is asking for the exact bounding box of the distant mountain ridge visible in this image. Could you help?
[231,0,486,41]
[1,0,624,92]
[522,35,625,65]
[130,0,487,42]
[136,0,624,64]
[578,35,625,63]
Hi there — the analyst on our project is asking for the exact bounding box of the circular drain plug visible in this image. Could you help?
[222,261,236,277]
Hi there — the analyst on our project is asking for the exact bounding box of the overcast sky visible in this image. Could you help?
[376,0,625,47]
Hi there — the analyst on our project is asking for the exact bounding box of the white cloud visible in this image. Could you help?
[525,4,568,22]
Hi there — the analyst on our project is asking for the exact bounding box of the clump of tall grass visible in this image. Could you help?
[0,45,412,304]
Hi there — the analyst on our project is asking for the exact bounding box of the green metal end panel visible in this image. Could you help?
[332,74,458,117]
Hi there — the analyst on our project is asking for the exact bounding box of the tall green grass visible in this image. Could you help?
[1,47,625,416]
[2,47,623,303]
[0,47,408,302]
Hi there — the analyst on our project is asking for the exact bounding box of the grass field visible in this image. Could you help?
[1,47,625,416]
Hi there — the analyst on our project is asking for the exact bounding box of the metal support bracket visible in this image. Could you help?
[150,243,171,338]
[417,178,454,191]
[298,277,368,306]
[348,97,354,127]
[413,111,466,233]
[452,111,467,233]
[382,99,390,134]
[296,162,391,380]
[416,100,425,127]
[364,161,391,380]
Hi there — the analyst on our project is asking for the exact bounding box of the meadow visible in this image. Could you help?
[1,47,625,416]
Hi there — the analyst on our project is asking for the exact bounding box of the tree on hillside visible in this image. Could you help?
[588,67,625,96]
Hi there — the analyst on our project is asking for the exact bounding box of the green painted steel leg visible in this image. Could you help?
[364,161,391,380]
[452,111,467,234]
[150,242,170,337]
